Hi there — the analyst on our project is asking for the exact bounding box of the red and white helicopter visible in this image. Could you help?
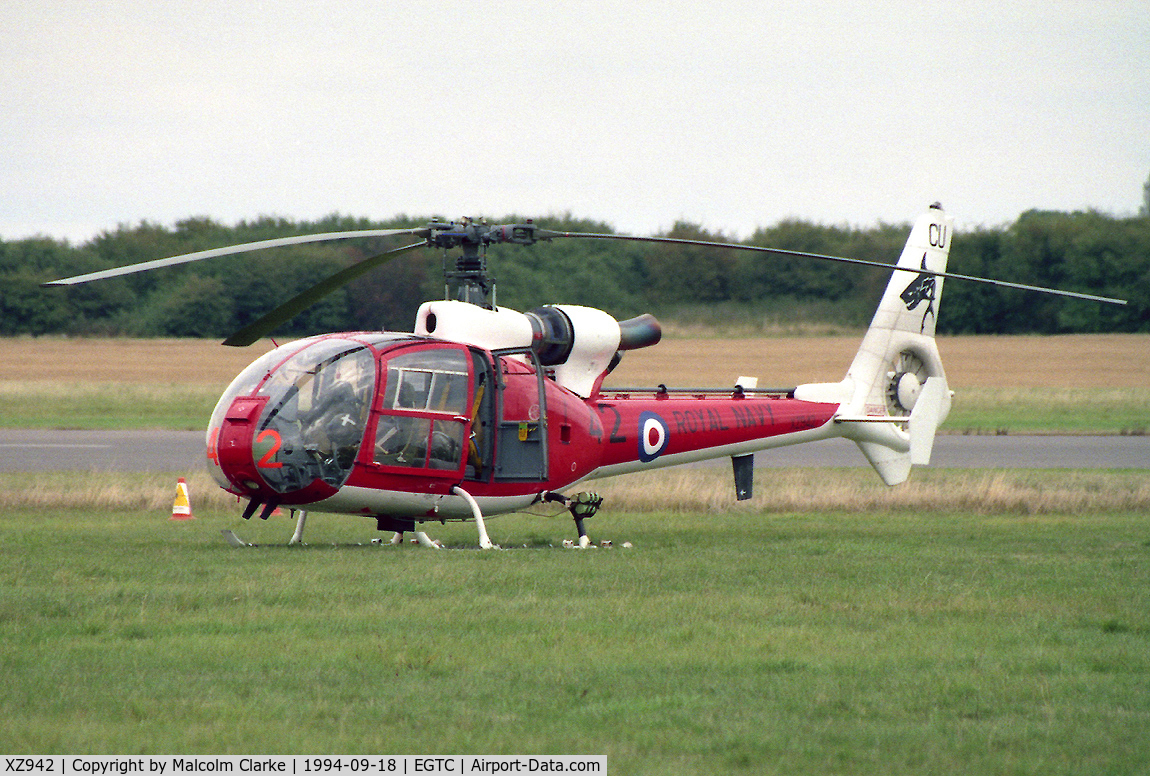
[46,204,1125,548]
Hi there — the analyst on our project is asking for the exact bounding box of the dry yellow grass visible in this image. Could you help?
[5,333,1147,389]
[0,471,221,511]
[2,334,1147,433]
[592,468,1150,514]
[2,336,272,384]
[606,333,1150,389]
[3,467,1147,515]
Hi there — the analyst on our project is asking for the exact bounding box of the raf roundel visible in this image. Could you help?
[638,411,670,462]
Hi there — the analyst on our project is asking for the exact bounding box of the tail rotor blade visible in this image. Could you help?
[222,241,426,347]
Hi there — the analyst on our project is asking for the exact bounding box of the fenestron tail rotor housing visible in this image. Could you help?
[886,349,931,415]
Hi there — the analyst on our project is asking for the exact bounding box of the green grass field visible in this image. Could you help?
[1,472,1148,772]
[943,387,1150,436]
[2,334,1148,770]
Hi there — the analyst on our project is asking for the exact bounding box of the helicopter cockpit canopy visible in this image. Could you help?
[208,334,401,498]
[258,339,375,493]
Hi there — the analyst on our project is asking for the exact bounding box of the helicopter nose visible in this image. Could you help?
[213,397,339,507]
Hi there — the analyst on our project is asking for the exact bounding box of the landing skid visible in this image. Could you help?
[383,486,499,550]
[389,530,443,548]
[453,485,499,549]
[222,489,613,550]
[220,527,633,550]
[221,529,251,548]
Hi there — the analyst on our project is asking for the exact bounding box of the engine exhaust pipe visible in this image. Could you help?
[618,313,662,351]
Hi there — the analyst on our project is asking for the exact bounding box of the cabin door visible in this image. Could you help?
[490,348,548,481]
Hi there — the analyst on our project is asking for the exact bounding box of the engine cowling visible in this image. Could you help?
[414,300,661,397]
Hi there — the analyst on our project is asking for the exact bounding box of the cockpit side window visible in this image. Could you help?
[373,347,470,472]
[382,349,468,415]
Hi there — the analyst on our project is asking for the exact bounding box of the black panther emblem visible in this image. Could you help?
[899,253,936,333]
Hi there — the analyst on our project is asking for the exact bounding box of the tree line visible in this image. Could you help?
[2,210,1147,339]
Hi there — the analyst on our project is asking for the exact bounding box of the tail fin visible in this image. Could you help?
[796,204,954,485]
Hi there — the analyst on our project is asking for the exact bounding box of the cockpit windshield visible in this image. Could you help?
[253,339,376,492]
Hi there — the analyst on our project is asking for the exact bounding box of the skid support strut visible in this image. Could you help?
[289,510,308,544]
[453,485,498,549]
[546,491,604,548]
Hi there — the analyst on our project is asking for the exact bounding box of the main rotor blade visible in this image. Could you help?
[545,231,1128,306]
[222,241,427,347]
[42,227,430,287]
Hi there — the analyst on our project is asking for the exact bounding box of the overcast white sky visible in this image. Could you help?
[3,1,1147,244]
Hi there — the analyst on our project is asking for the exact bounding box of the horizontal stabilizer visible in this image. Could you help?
[834,415,910,424]
[836,376,950,480]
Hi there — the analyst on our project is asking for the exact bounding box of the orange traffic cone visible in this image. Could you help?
[171,477,194,520]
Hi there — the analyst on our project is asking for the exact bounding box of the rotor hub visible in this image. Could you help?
[428,219,550,308]
[894,372,922,412]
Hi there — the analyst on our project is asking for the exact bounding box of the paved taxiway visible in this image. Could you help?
[1,429,1148,472]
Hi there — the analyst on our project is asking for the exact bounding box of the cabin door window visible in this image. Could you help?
[372,347,470,474]
[491,349,548,481]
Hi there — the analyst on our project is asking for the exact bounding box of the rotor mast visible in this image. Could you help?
[429,218,547,308]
